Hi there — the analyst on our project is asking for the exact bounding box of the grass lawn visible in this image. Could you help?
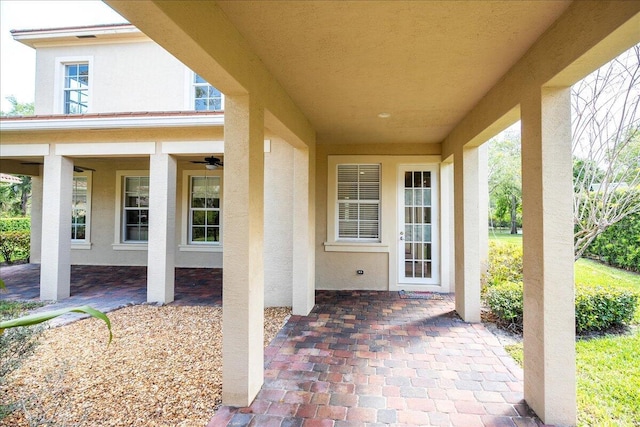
[488,229,522,245]
[506,333,640,427]
[490,231,640,426]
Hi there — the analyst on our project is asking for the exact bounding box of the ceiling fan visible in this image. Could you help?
[190,156,224,170]
[20,162,96,173]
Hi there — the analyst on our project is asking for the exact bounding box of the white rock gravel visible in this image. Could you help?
[1,305,291,427]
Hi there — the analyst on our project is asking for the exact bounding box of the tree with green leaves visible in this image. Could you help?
[488,128,522,234]
[0,176,32,217]
[0,96,34,117]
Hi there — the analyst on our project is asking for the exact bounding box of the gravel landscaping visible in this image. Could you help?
[1,305,291,427]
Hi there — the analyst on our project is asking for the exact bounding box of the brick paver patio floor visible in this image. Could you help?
[0,263,222,325]
[208,291,545,427]
[2,265,545,426]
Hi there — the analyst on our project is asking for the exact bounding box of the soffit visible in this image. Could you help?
[215,0,572,144]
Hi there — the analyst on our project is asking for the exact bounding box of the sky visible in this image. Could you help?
[0,0,127,112]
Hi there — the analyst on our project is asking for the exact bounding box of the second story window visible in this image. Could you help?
[194,74,223,111]
[64,63,89,114]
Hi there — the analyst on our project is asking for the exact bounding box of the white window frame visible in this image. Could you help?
[71,171,92,250]
[188,71,224,111]
[53,56,93,114]
[179,170,223,252]
[113,170,149,250]
[336,163,381,241]
[326,156,386,252]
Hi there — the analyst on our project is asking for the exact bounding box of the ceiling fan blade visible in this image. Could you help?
[75,165,96,172]
[20,162,44,165]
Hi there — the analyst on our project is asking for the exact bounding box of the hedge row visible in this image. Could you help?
[0,231,30,264]
[0,217,30,232]
[585,213,640,272]
[483,242,523,287]
[485,281,638,334]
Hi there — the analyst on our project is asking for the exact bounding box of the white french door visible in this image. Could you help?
[398,166,439,286]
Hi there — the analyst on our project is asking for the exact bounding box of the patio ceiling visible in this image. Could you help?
[213,1,572,144]
[106,1,572,145]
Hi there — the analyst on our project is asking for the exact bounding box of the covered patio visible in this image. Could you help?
[209,291,541,427]
[1,1,638,425]
[1,263,542,425]
[0,264,222,324]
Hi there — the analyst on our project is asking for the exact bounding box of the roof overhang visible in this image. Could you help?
[0,113,224,132]
[11,23,145,48]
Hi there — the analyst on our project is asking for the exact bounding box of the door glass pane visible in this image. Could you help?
[413,225,422,242]
[404,171,412,188]
[423,189,431,206]
[404,189,413,205]
[414,189,423,205]
[413,172,422,187]
[423,172,431,188]
[405,261,413,277]
[423,225,431,242]
[405,207,413,223]
[424,207,431,223]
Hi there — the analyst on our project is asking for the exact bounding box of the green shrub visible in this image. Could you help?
[0,231,30,263]
[483,241,523,288]
[485,282,639,334]
[0,218,30,232]
[574,286,638,333]
[586,212,640,272]
[485,281,523,332]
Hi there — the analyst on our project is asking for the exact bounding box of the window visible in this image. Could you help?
[337,164,380,240]
[71,174,91,243]
[64,63,89,114]
[123,176,149,242]
[194,74,223,111]
[189,176,221,244]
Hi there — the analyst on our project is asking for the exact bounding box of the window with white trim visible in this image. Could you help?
[71,173,91,242]
[194,74,223,111]
[64,63,89,114]
[122,176,149,242]
[337,164,380,240]
[189,176,221,244]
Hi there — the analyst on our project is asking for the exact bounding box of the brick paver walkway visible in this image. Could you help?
[0,264,222,325]
[2,265,545,426]
[208,291,545,427]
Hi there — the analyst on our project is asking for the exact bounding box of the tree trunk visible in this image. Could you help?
[20,189,29,216]
[510,194,518,234]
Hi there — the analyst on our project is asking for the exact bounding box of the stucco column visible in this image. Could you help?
[30,170,43,263]
[478,144,489,273]
[292,145,316,315]
[521,87,576,426]
[40,154,73,300]
[453,146,482,323]
[222,94,265,407]
[147,150,177,304]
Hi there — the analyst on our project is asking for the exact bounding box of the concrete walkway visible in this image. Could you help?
[208,291,545,427]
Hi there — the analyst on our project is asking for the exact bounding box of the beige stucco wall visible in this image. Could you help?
[263,138,294,306]
[315,142,442,291]
[34,41,189,115]
[24,136,294,292]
